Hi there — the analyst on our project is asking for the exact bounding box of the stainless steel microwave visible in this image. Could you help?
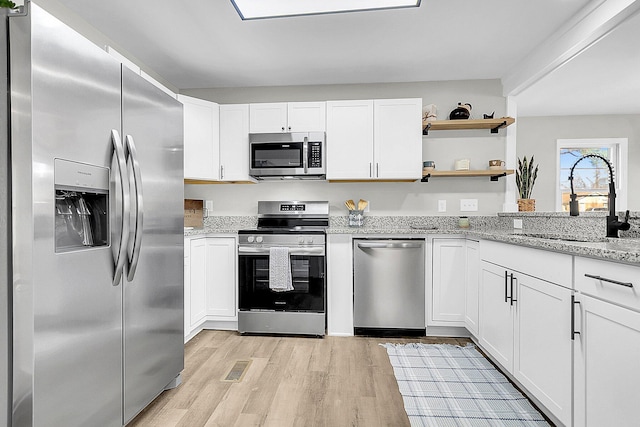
[249,132,326,180]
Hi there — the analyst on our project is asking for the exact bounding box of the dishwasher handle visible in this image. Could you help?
[357,241,423,249]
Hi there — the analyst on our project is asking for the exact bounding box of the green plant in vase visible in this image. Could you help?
[0,1,16,8]
[516,155,539,211]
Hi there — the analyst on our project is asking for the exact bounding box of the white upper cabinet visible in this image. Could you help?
[219,104,252,182]
[326,100,374,180]
[287,102,326,132]
[374,98,422,180]
[249,102,326,133]
[326,98,422,180]
[178,94,220,181]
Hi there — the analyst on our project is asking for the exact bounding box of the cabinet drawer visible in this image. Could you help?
[575,256,640,311]
[481,240,572,287]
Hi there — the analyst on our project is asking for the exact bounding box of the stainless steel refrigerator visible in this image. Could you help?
[1,2,184,426]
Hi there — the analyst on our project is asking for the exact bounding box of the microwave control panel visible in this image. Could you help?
[309,142,322,168]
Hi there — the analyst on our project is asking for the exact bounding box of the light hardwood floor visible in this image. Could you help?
[129,330,471,427]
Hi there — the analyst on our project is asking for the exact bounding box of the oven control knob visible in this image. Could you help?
[247,236,254,243]
[298,236,305,244]
[256,236,263,243]
[306,237,314,244]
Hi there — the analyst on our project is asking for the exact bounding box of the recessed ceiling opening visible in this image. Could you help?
[231,0,421,20]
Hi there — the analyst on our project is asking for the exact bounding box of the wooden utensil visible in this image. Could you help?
[345,199,356,210]
[358,199,368,211]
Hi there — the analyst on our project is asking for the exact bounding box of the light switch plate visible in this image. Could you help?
[513,218,523,229]
[438,200,446,212]
[460,199,478,211]
[204,200,213,217]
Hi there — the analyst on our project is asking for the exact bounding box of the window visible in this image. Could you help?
[556,138,627,212]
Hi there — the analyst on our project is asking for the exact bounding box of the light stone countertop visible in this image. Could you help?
[185,226,640,266]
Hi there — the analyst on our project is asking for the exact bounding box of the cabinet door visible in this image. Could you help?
[249,102,287,133]
[178,94,220,180]
[205,237,237,318]
[327,234,354,336]
[574,295,640,427]
[326,100,374,180]
[514,274,572,427]
[287,102,326,132]
[219,104,251,181]
[479,260,514,371]
[373,98,422,180]
[189,238,207,328]
[431,238,466,324]
[184,238,191,340]
[465,240,480,336]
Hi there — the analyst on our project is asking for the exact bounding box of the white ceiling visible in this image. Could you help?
[515,9,640,117]
[48,0,638,116]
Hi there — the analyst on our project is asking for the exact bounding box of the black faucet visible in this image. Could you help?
[568,154,630,238]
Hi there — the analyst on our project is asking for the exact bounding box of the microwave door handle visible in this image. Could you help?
[303,137,308,174]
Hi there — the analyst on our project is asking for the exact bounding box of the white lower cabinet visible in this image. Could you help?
[189,238,207,329]
[479,260,515,370]
[573,257,640,427]
[431,238,466,326]
[573,294,640,427]
[204,237,237,318]
[513,273,572,427]
[184,237,191,340]
[185,236,237,340]
[464,240,479,336]
[326,234,354,336]
[478,240,573,426]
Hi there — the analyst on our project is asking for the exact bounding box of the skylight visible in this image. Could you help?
[231,0,421,20]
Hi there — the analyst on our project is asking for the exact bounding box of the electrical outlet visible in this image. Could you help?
[460,199,478,212]
[204,200,213,217]
[438,200,446,212]
[513,219,523,229]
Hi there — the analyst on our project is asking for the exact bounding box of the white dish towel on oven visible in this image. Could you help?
[269,246,293,292]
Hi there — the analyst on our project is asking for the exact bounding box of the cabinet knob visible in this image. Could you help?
[281,126,285,131]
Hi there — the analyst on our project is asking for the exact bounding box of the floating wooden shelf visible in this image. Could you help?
[421,169,514,182]
[422,117,515,134]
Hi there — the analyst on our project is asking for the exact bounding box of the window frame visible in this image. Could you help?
[555,138,628,212]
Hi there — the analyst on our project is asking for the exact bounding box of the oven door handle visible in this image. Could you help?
[238,246,325,256]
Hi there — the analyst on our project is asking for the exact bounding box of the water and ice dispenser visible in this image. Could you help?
[54,159,109,252]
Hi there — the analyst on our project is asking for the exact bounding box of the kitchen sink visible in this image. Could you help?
[513,232,610,243]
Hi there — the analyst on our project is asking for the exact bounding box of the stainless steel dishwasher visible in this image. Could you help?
[353,238,425,336]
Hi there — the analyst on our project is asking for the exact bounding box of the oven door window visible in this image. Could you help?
[251,142,303,169]
[239,254,325,312]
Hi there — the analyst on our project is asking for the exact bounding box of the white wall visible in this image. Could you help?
[516,114,640,212]
[183,79,511,216]
[36,0,178,93]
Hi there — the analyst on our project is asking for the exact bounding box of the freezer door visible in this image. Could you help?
[121,67,184,423]
[11,5,123,426]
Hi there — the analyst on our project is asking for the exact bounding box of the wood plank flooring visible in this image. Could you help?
[129,330,471,427]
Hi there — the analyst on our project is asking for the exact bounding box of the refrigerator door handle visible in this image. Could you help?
[112,129,130,286]
[125,134,144,281]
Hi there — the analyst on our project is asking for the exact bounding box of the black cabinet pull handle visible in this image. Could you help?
[510,273,517,306]
[585,273,633,288]
[504,271,508,303]
[571,295,581,340]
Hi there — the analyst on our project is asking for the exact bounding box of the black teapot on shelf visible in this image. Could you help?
[449,102,472,120]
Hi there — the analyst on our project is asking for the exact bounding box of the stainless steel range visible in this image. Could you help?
[238,201,328,336]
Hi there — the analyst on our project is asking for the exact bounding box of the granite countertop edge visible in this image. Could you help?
[184,226,640,265]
